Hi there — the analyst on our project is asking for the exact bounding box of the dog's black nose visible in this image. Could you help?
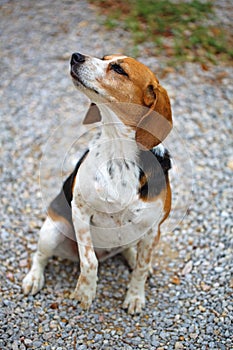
[71,53,86,65]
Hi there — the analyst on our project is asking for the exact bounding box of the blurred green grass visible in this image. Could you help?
[91,0,233,65]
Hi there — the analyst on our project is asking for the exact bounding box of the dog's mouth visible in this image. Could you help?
[70,67,99,95]
[70,67,83,85]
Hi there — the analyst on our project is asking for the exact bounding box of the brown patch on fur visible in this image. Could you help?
[47,207,71,226]
[151,179,172,250]
[89,262,97,270]
[140,185,166,203]
[161,179,172,224]
[139,173,147,188]
[84,246,92,264]
[99,57,172,149]
[79,228,88,236]
[78,275,89,285]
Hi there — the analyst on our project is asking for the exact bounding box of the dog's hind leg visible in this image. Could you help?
[22,215,76,295]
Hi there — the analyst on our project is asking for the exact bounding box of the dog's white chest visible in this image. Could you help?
[73,142,164,248]
[77,149,139,214]
[74,106,141,212]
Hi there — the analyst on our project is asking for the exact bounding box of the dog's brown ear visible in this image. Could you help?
[83,103,102,124]
[136,82,172,150]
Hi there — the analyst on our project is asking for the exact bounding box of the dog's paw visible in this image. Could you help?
[123,291,145,314]
[22,269,45,295]
[71,276,96,309]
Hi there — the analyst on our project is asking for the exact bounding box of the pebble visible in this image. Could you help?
[151,335,160,347]
[0,0,232,349]
[24,339,33,346]
[175,342,184,349]
[33,341,43,348]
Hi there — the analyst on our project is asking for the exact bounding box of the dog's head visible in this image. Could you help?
[70,53,172,149]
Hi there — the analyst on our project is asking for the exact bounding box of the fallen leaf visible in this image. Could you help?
[201,63,209,71]
[211,27,221,36]
[171,276,181,285]
[50,302,59,310]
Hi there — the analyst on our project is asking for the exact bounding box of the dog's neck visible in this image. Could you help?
[91,103,139,161]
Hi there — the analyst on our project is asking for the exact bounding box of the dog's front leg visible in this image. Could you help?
[71,201,98,309]
[123,229,154,314]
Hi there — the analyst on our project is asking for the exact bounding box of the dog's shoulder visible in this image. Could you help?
[138,145,171,201]
[49,149,89,222]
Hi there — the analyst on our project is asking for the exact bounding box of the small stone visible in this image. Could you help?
[206,325,214,334]
[94,334,102,342]
[12,341,19,350]
[49,321,58,329]
[6,272,15,282]
[19,259,28,268]
[159,331,168,340]
[127,333,134,338]
[200,281,211,291]
[151,335,160,347]
[214,266,224,273]
[43,332,53,340]
[175,342,184,349]
[3,299,11,307]
[24,339,33,346]
[190,333,198,339]
[33,341,42,348]
[182,261,193,275]
[76,344,87,350]
[198,305,206,312]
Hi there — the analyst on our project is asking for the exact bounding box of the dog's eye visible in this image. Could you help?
[110,63,128,77]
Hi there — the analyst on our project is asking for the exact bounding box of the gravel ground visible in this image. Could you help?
[0,0,233,349]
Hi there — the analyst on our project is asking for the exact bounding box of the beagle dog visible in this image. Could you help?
[23,53,172,314]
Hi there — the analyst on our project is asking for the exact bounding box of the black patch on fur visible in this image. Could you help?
[124,160,130,170]
[49,149,89,223]
[138,148,171,200]
[107,160,114,179]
